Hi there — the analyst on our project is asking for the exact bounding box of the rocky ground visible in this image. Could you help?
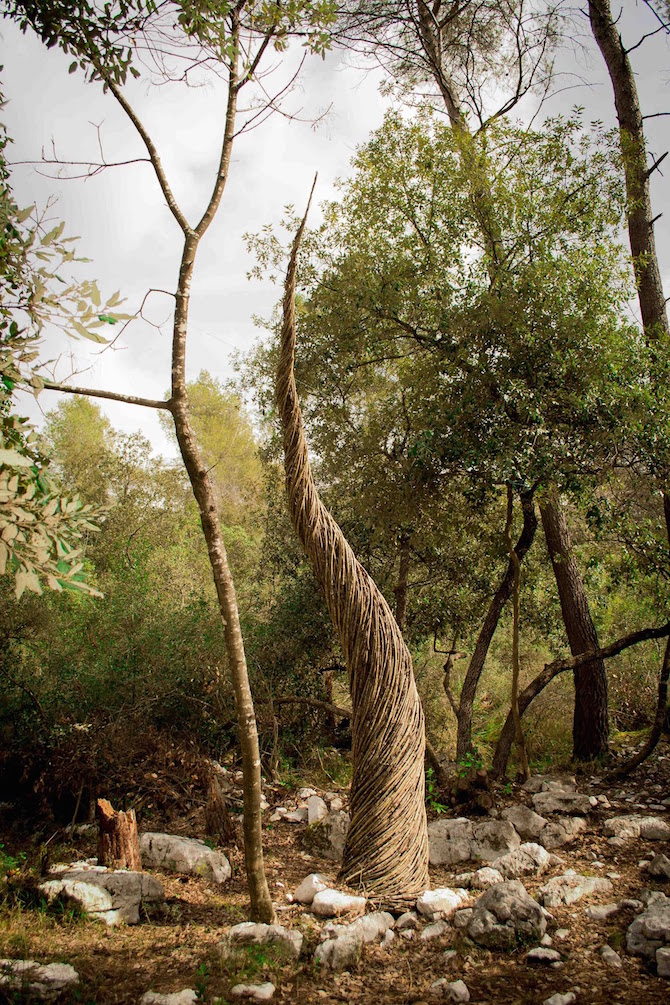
[0,742,669,1005]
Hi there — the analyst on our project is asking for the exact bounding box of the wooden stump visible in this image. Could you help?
[96,798,141,870]
[204,773,237,846]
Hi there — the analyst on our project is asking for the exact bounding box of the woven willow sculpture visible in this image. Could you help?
[276,187,430,907]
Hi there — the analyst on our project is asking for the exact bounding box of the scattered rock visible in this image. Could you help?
[417,888,469,920]
[470,820,520,861]
[495,842,550,880]
[467,881,546,949]
[453,909,473,930]
[604,815,670,842]
[283,808,308,823]
[539,817,587,850]
[428,819,473,867]
[554,929,570,941]
[314,925,364,971]
[329,797,344,812]
[526,947,562,965]
[501,805,548,841]
[0,960,79,1001]
[647,854,670,880]
[539,871,614,908]
[230,982,276,1000]
[140,833,231,884]
[532,791,593,816]
[297,787,316,799]
[417,920,447,941]
[523,775,576,794]
[307,796,329,825]
[657,946,670,977]
[302,811,350,861]
[347,911,394,944]
[599,945,622,969]
[455,867,502,890]
[39,866,164,925]
[626,891,670,959]
[141,993,197,1005]
[429,978,470,1001]
[543,994,576,1005]
[222,922,302,960]
[311,890,366,918]
[293,873,329,905]
[396,911,420,930]
[585,903,619,921]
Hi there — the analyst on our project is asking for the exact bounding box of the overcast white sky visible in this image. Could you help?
[2,3,669,458]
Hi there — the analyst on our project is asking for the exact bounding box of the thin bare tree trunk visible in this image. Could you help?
[504,487,530,779]
[276,186,429,908]
[607,636,670,779]
[456,491,537,761]
[540,490,609,761]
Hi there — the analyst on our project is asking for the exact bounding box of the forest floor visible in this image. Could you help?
[0,740,669,1005]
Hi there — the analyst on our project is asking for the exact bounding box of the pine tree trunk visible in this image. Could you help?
[276,190,429,908]
[540,491,609,760]
[96,799,141,870]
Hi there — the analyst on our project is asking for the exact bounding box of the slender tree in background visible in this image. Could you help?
[334,0,613,762]
[277,185,429,907]
[7,0,334,922]
[588,0,670,762]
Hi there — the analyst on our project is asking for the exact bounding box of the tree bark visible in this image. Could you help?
[456,491,537,761]
[540,490,609,760]
[96,798,141,870]
[504,486,530,779]
[277,186,429,908]
[588,0,669,341]
[204,772,237,846]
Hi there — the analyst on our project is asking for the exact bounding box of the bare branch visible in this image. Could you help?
[42,380,173,411]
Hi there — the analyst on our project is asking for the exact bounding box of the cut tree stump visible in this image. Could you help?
[96,798,141,870]
[204,773,237,846]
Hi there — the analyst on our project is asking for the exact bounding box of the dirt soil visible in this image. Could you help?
[1,742,669,1005]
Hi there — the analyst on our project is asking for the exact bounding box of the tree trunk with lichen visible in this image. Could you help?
[276,188,429,908]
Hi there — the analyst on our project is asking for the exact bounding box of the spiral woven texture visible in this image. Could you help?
[275,195,430,908]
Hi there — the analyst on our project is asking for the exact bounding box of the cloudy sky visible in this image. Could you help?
[2,3,669,457]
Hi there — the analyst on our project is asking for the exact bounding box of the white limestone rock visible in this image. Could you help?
[311,889,366,918]
[314,926,364,971]
[657,946,670,978]
[585,903,619,921]
[396,911,420,930]
[455,867,503,890]
[599,945,622,969]
[543,995,576,1005]
[428,819,473,867]
[539,817,587,850]
[527,947,562,965]
[230,983,275,1000]
[282,808,308,823]
[626,892,670,960]
[140,833,231,884]
[604,815,670,842]
[646,853,670,880]
[417,888,469,920]
[467,881,546,949]
[471,820,521,862]
[223,922,302,960]
[293,873,329,905]
[421,920,450,941]
[523,775,576,794]
[539,871,613,909]
[501,805,548,841]
[307,796,329,824]
[39,867,164,925]
[495,843,550,880]
[302,811,350,861]
[0,960,79,1001]
[141,992,198,1005]
[532,791,593,816]
[430,978,470,1002]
